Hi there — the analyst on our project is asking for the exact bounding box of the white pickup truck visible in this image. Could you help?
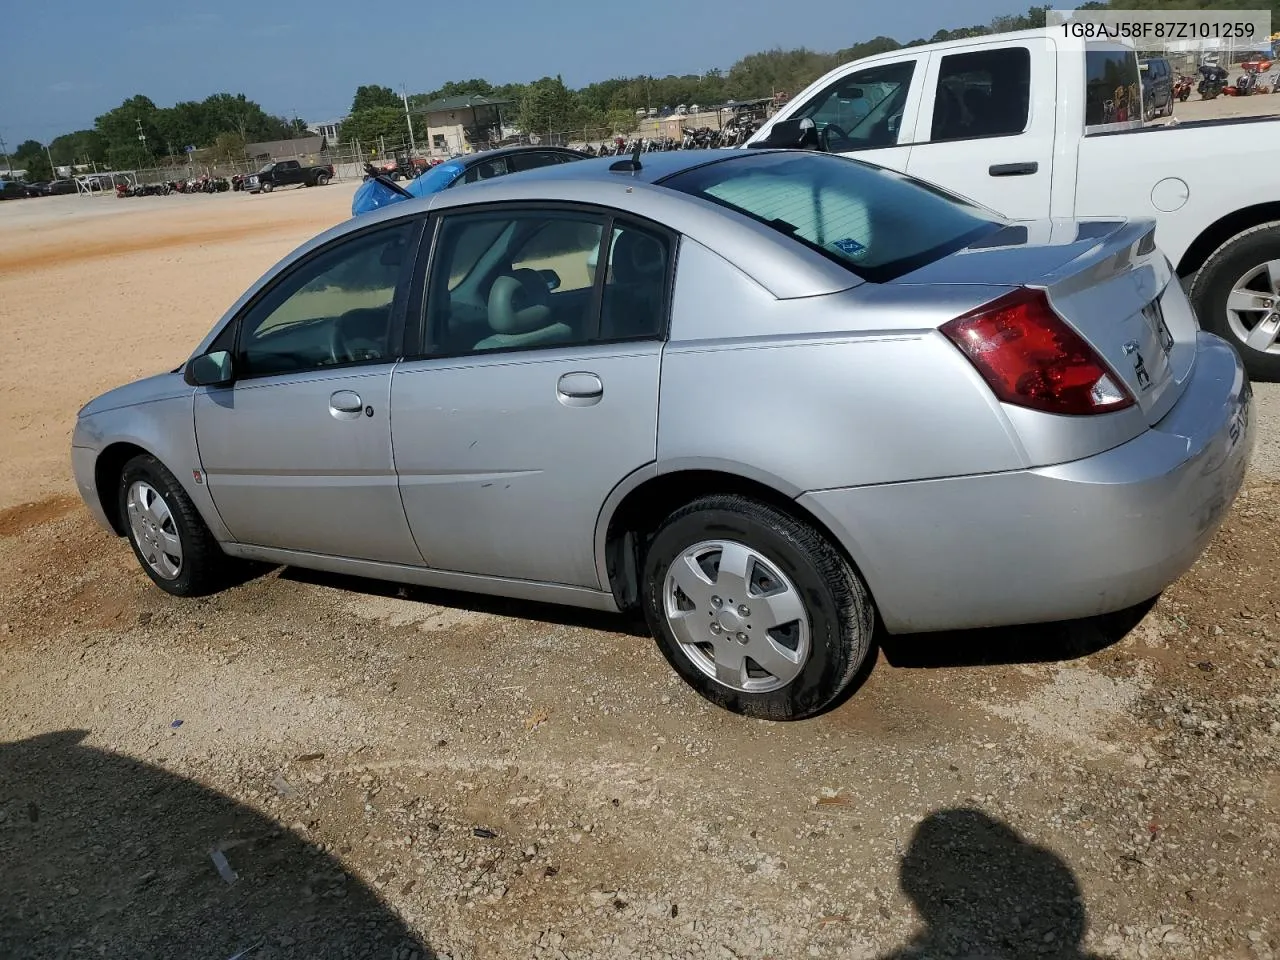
[747,28,1280,381]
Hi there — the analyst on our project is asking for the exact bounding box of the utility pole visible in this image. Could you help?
[0,133,10,174]
[402,85,416,153]
[135,118,147,167]
[44,143,55,176]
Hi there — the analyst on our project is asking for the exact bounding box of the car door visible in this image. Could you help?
[905,39,1055,221]
[751,55,927,173]
[390,206,671,588]
[193,217,426,564]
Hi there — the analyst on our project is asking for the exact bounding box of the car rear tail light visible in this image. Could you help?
[940,287,1134,416]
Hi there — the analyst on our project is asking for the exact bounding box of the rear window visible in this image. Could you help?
[1085,49,1142,129]
[660,151,1001,283]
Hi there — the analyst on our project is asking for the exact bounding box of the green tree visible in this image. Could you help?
[212,131,248,164]
[48,130,107,166]
[13,140,52,181]
[351,84,400,113]
[517,75,577,135]
[95,94,162,168]
[342,107,408,149]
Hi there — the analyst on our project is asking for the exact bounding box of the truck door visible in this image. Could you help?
[750,55,929,174]
[905,37,1056,220]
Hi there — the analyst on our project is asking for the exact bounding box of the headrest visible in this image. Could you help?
[487,269,553,334]
[611,231,665,284]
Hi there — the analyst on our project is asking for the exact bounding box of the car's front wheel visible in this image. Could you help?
[261,182,274,193]
[118,454,238,597]
[641,495,875,720]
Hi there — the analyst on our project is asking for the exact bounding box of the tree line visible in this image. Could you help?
[6,0,1275,179]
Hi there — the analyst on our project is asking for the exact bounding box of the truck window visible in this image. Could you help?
[929,47,1031,142]
[279,161,300,171]
[791,60,917,152]
[1084,50,1142,130]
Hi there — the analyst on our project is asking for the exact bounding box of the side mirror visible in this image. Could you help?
[538,269,561,291]
[750,117,821,150]
[185,350,234,387]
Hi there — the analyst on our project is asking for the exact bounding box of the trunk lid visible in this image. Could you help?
[894,218,1196,426]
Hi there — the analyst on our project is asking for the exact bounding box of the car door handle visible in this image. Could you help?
[557,372,603,407]
[329,389,364,420]
[989,162,1039,177]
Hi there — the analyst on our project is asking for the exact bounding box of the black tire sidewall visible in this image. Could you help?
[1191,227,1280,381]
[641,498,871,720]
[118,456,203,596]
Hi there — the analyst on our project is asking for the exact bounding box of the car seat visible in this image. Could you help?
[600,231,666,340]
[474,269,573,350]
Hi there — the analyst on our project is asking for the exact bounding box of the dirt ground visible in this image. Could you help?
[1,156,1279,960]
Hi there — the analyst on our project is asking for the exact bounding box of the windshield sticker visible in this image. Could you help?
[832,237,867,258]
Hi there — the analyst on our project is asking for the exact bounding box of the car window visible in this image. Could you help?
[426,211,613,355]
[1084,50,1142,129]
[461,157,510,183]
[662,151,1000,284]
[509,151,563,172]
[792,60,917,152]
[928,47,1031,142]
[236,221,416,379]
[599,223,672,342]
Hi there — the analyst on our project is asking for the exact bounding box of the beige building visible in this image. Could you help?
[418,94,516,155]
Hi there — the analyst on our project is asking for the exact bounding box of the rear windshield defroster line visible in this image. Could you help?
[657,151,1003,284]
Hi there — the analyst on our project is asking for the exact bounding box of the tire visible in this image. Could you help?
[315,173,330,186]
[261,182,274,193]
[1189,221,1280,382]
[640,494,875,721]
[117,454,238,597]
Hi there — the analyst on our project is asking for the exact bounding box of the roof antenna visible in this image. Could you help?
[610,141,643,173]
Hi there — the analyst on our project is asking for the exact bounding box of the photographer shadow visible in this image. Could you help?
[877,808,1111,960]
[0,730,431,960]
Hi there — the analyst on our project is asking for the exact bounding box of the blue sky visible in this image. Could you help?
[2,0,1019,146]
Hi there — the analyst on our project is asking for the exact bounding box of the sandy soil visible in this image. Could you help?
[1,158,1279,960]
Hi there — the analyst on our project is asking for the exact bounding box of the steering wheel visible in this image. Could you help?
[819,123,850,152]
[326,320,384,365]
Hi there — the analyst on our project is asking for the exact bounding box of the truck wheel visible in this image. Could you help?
[261,182,274,193]
[315,173,330,186]
[1189,221,1280,382]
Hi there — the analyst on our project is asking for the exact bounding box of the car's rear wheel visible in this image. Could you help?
[118,454,238,597]
[1189,222,1280,382]
[315,173,330,186]
[641,495,875,720]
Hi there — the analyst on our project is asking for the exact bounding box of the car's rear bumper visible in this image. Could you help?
[799,332,1254,634]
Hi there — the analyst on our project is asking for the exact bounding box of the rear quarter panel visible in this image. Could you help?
[658,238,1026,490]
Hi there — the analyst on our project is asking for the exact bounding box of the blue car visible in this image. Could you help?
[352,145,589,216]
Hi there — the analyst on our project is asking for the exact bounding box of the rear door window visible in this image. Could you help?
[1085,49,1142,130]
[928,47,1031,142]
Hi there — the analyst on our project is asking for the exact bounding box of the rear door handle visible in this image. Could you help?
[557,371,603,407]
[329,389,364,420]
[989,162,1039,177]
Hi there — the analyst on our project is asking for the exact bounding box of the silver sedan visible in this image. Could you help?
[71,149,1255,720]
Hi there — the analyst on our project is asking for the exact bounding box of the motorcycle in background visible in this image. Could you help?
[1198,63,1228,99]
[1173,74,1193,102]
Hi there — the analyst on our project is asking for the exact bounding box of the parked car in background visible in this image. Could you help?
[352,145,590,216]
[243,160,334,194]
[23,181,50,197]
[73,149,1252,721]
[749,28,1280,381]
[0,180,28,200]
[1140,56,1176,119]
[46,179,77,195]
